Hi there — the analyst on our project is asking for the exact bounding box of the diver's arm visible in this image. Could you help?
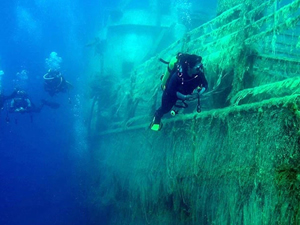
[198,87,206,95]
[200,73,208,90]
[176,92,186,100]
[195,72,208,95]
[176,92,196,101]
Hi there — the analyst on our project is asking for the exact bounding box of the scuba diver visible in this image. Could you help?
[7,90,60,124]
[7,90,59,124]
[43,69,72,97]
[9,90,33,113]
[9,90,59,114]
[150,53,208,131]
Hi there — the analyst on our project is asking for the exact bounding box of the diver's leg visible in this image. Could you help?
[155,92,177,118]
[151,92,177,130]
[28,102,42,113]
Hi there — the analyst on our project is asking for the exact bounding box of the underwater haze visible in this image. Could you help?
[0,0,118,224]
[0,0,221,224]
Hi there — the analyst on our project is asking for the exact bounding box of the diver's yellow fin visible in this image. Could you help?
[150,116,162,131]
[151,123,161,131]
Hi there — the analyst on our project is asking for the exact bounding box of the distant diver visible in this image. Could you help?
[150,53,208,131]
[43,69,73,97]
[9,90,60,114]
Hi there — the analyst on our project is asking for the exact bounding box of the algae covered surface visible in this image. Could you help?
[87,0,300,224]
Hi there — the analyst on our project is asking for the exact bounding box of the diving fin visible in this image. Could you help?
[41,99,60,109]
[150,116,162,131]
[66,81,74,90]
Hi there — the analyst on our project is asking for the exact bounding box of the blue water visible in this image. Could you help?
[0,0,219,224]
[0,0,114,224]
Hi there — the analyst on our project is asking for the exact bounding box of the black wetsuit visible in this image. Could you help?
[155,66,208,120]
[44,76,68,96]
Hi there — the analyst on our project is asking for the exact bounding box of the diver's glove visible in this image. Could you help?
[198,87,206,95]
[176,92,185,100]
[176,92,197,101]
[185,94,198,101]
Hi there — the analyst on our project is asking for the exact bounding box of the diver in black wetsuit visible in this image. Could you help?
[6,90,59,124]
[150,54,208,131]
[43,69,72,97]
[9,90,59,114]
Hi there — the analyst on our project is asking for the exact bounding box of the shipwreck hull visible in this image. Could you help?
[88,0,300,224]
[93,95,300,224]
